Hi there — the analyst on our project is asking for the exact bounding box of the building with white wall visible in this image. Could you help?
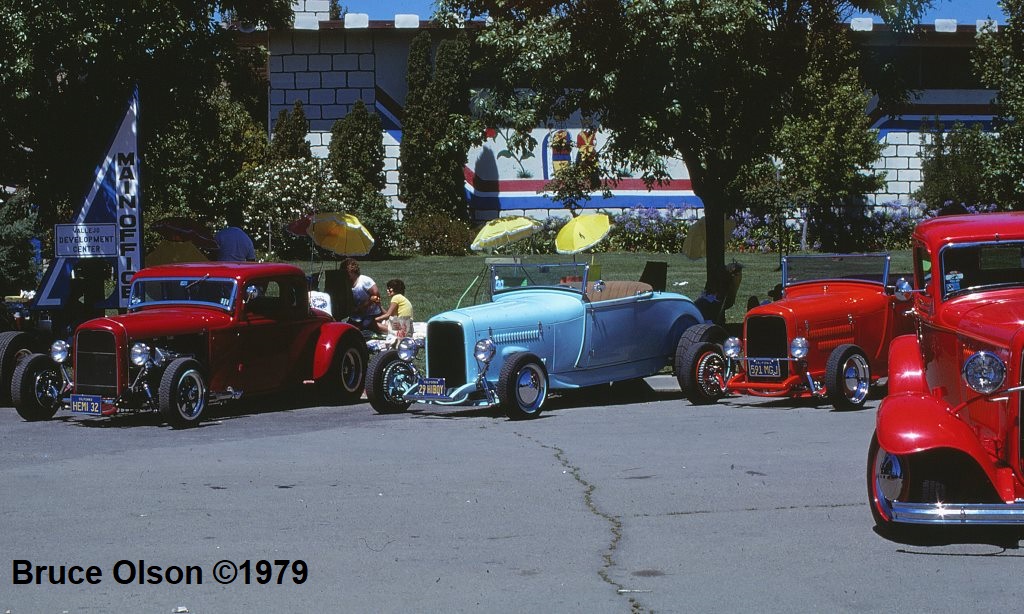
[274,2,1000,220]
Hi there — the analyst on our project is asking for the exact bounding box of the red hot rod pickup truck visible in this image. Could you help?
[869,211,1024,530]
[10,263,367,427]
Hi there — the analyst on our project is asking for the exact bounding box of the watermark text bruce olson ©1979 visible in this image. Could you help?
[11,559,308,586]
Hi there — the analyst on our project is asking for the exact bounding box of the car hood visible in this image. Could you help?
[79,307,234,339]
[749,283,889,321]
[939,293,1024,347]
[433,290,584,328]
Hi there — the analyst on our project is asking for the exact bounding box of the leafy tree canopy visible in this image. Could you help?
[0,1,291,230]
[436,0,929,278]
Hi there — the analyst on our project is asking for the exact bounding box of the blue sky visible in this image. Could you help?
[341,1,1007,24]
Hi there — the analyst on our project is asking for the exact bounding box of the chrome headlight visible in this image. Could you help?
[130,342,151,367]
[50,339,69,364]
[474,339,496,364]
[723,337,742,359]
[962,351,1005,394]
[790,337,809,359]
[397,337,419,362]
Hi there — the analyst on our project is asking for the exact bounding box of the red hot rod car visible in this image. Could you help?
[10,263,367,427]
[681,253,916,410]
[869,211,1024,529]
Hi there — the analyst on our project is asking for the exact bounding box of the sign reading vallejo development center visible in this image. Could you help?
[54,224,118,257]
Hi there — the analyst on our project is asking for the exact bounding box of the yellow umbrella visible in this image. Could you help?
[682,217,737,260]
[145,239,209,266]
[555,213,612,255]
[470,216,542,252]
[307,212,375,256]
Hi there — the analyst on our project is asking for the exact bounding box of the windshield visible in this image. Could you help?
[940,241,1024,299]
[783,254,890,288]
[490,262,590,294]
[128,277,237,311]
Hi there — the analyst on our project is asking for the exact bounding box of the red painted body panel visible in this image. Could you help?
[729,277,915,397]
[873,212,1024,509]
[70,262,359,403]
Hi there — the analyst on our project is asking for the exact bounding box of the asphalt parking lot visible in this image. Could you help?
[3,377,1023,613]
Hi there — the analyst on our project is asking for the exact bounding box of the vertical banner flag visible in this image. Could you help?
[35,87,142,309]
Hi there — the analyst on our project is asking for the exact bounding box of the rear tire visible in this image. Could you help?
[11,353,62,421]
[158,358,206,428]
[365,350,414,414]
[318,333,368,404]
[0,331,33,407]
[497,353,547,420]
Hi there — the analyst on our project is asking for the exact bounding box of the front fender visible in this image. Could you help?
[876,391,1000,489]
[886,334,926,395]
[312,322,364,381]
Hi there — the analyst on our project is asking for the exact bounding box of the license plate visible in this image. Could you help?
[70,394,102,415]
[747,359,781,378]
[418,377,446,398]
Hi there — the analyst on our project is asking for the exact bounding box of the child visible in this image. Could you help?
[375,279,414,336]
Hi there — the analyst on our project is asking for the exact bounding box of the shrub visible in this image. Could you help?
[403,213,474,256]
[0,189,40,295]
[728,209,800,254]
[608,206,690,253]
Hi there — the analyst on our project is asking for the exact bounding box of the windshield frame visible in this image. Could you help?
[938,240,1024,300]
[782,253,891,289]
[489,262,591,295]
[128,276,239,312]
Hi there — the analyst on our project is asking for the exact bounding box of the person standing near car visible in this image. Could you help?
[342,257,383,331]
[215,211,256,261]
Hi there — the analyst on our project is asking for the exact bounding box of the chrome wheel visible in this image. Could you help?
[174,369,206,420]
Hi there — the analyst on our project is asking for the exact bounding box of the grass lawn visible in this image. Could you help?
[296,249,913,325]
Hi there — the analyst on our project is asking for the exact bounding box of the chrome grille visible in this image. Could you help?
[75,330,118,396]
[426,321,466,387]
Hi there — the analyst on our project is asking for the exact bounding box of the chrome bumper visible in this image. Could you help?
[891,500,1024,525]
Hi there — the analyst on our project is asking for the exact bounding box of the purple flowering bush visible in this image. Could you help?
[728,209,800,254]
[607,206,690,253]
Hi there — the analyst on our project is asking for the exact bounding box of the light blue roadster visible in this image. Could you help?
[365,262,714,420]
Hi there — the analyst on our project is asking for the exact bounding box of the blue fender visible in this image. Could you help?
[876,392,1000,490]
[312,322,363,381]
[886,334,926,395]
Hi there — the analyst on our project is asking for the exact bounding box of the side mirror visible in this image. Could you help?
[244,284,261,304]
[894,278,915,302]
[592,280,606,293]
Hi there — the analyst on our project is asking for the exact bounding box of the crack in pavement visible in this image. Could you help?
[632,501,864,518]
[516,432,649,614]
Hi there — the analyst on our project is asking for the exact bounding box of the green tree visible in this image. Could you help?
[0,1,291,232]
[766,28,886,252]
[975,0,1024,209]
[398,32,434,217]
[0,189,40,296]
[270,100,313,161]
[398,31,477,222]
[914,120,995,210]
[438,0,927,280]
[328,100,400,256]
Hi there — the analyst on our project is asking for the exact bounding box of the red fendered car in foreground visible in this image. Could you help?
[680,253,916,410]
[869,211,1024,531]
[10,263,367,427]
